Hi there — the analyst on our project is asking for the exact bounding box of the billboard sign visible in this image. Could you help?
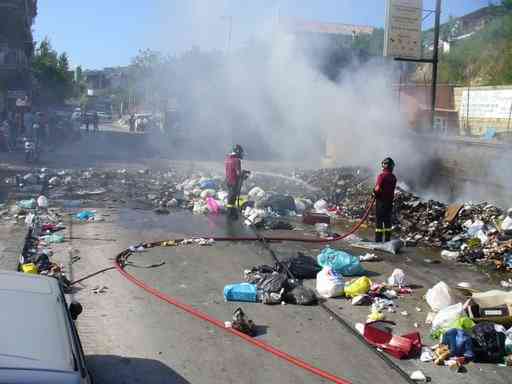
[384,0,423,59]
[460,89,512,119]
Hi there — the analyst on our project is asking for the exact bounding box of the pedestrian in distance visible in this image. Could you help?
[374,157,397,242]
[84,113,90,133]
[0,121,10,151]
[7,118,16,151]
[93,112,99,133]
[129,114,135,133]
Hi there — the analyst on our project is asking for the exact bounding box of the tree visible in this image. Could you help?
[32,37,74,106]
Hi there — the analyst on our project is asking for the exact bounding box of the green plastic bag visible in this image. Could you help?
[431,316,475,340]
[40,234,65,244]
[17,199,36,210]
[344,276,372,298]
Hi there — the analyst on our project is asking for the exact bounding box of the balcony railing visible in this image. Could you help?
[0,48,29,70]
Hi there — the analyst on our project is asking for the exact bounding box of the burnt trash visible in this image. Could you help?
[254,273,289,295]
[283,284,318,306]
[231,307,255,336]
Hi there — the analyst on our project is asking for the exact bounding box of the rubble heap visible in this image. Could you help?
[293,167,373,219]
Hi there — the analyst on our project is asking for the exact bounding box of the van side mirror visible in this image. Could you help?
[69,301,83,320]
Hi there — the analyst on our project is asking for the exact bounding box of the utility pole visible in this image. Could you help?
[430,0,442,129]
[228,16,232,53]
[222,16,233,53]
[392,0,443,132]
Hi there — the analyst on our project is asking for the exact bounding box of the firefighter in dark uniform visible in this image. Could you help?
[225,144,249,219]
[374,157,397,242]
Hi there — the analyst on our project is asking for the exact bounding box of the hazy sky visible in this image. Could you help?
[34,1,492,69]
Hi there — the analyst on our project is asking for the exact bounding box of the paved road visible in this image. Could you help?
[61,209,410,384]
[1,127,508,384]
[55,207,510,384]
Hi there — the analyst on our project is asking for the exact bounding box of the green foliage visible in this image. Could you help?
[351,28,384,56]
[438,11,512,85]
[503,0,512,11]
[32,37,74,105]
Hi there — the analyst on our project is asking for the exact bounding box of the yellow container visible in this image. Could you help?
[21,263,38,274]
[236,195,248,207]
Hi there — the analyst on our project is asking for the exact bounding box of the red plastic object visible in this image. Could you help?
[303,212,331,225]
[363,321,422,359]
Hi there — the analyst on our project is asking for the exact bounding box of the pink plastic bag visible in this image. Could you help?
[206,197,220,214]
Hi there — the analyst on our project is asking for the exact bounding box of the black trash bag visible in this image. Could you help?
[277,253,321,279]
[264,194,296,215]
[256,273,288,294]
[250,264,275,274]
[284,285,317,305]
[472,322,506,363]
[267,220,294,230]
[35,254,51,272]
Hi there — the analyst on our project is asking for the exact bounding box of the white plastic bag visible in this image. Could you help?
[316,267,344,298]
[294,199,306,214]
[37,195,48,208]
[313,199,328,213]
[200,189,216,199]
[248,187,266,201]
[217,190,229,202]
[431,302,464,330]
[466,219,485,236]
[501,213,512,231]
[24,212,35,227]
[441,250,460,261]
[192,200,208,214]
[425,281,455,311]
[387,268,406,287]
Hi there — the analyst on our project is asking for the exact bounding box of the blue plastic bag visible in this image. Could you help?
[442,328,474,361]
[17,199,36,209]
[40,234,65,244]
[317,247,364,276]
[199,179,218,190]
[223,283,257,302]
[503,253,512,269]
[75,210,95,221]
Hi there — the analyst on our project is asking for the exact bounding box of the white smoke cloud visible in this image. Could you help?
[152,1,438,193]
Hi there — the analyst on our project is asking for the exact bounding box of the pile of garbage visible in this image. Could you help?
[294,168,512,270]
[394,192,512,270]
[18,196,72,290]
[3,168,192,212]
[6,167,512,273]
[293,167,373,219]
[417,281,512,370]
[224,253,320,306]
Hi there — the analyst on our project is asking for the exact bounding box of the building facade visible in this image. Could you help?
[0,0,37,119]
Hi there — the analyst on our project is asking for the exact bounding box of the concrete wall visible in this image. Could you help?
[403,135,512,206]
[454,85,512,137]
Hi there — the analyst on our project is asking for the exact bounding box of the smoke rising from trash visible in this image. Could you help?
[153,3,429,173]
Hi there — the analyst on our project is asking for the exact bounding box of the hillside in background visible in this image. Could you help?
[423,3,512,85]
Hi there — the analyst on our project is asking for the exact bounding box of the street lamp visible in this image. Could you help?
[221,16,233,53]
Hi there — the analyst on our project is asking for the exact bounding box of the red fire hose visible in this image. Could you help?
[113,197,376,384]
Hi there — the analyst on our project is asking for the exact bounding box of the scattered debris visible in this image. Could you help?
[231,307,255,336]
[410,370,427,382]
[92,285,108,294]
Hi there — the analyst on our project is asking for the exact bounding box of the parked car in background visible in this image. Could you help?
[0,271,91,383]
[97,111,112,122]
[134,113,154,132]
